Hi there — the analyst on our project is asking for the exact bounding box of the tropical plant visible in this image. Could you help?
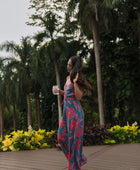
[28,0,66,124]
[64,0,125,125]
[0,58,5,139]
[0,37,34,127]
[104,122,140,144]
[0,128,56,152]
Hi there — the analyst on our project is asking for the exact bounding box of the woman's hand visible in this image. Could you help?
[73,73,79,83]
[59,89,64,96]
[52,86,64,96]
[73,73,83,100]
[52,85,59,95]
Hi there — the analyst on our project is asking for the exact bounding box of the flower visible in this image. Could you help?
[31,137,35,142]
[28,125,33,131]
[104,139,116,144]
[132,121,138,126]
[42,143,48,147]
[24,131,30,137]
[10,131,16,136]
[5,135,11,139]
[41,143,48,148]
[57,134,65,143]
[34,133,43,143]
[67,107,75,119]
[69,120,76,130]
[2,138,13,151]
[9,145,14,151]
[110,125,121,132]
[0,129,56,152]
[77,128,83,138]
[46,130,55,138]
[38,129,46,134]
[75,139,81,151]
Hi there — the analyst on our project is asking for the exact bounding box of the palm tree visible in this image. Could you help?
[3,60,18,131]
[30,11,64,125]
[28,0,86,125]
[0,37,34,128]
[45,37,69,124]
[0,58,5,139]
[66,0,123,125]
[30,46,42,128]
[0,100,4,139]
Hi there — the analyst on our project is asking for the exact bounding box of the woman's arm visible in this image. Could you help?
[58,76,69,96]
[74,82,83,100]
[59,89,64,96]
[73,73,83,100]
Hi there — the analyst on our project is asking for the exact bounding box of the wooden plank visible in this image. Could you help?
[0,144,139,170]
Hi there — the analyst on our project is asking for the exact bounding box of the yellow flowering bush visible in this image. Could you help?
[0,128,56,152]
[104,139,116,144]
[104,122,140,144]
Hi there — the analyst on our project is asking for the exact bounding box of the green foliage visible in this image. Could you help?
[0,0,139,133]
[17,111,27,131]
[0,138,2,151]
[1,123,140,152]
[99,28,140,125]
[104,122,140,144]
[3,106,13,130]
[0,128,56,152]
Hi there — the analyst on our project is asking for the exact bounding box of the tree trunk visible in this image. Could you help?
[54,59,62,125]
[26,93,32,127]
[92,18,105,125]
[0,101,4,139]
[35,96,41,129]
[13,103,16,131]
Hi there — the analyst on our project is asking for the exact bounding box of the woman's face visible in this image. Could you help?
[67,59,73,73]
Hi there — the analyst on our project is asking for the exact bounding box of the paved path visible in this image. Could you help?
[0,143,140,170]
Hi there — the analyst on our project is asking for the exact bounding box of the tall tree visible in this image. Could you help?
[3,60,18,131]
[65,0,123,125]
[0,58,5,139]
[0,37,34,127]
[28,0,67,124]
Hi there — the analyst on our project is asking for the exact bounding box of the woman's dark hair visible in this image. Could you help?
[70,56,92,95]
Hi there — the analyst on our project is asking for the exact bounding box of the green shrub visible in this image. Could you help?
[0,127,55,152]
[83,124,111,145]
[1,122,139,152]
[0,138,3,151]
[104,122,140,144]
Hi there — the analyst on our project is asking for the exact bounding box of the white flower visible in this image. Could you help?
[132,121,138,126]
[28,125,33,131]
[24,138,26,142]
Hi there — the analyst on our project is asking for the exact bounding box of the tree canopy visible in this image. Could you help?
[0,0,139,137]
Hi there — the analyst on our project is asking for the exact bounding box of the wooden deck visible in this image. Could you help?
[0,143,140,170]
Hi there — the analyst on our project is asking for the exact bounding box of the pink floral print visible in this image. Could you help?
[58,83,87,170]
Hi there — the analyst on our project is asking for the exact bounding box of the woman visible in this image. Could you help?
[57,56,92,170]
